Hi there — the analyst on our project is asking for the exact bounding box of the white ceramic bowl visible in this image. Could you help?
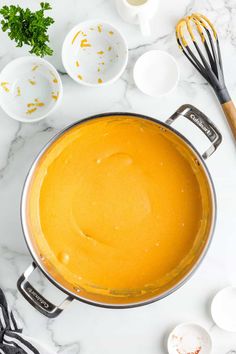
[0,56,63,123]
[211,286,236,332]
[62,20,128,86]
[133,50,179,97]
[167,322,212,354]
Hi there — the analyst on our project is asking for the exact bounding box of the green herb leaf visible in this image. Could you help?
[0,2,54,57]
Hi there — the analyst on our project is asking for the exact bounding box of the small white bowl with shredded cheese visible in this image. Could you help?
[62,20,128,86]
[0,56,63,122]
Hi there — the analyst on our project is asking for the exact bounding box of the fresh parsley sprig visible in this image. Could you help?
[0,2,54,57]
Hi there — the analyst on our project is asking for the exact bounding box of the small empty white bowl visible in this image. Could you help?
[167,322,212,354]
[211,286,236,332]
[133,50,179,97]
[62,20,128,86]
[0,56,62,123]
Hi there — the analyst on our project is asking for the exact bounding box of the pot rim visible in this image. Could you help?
[20,111,217,309]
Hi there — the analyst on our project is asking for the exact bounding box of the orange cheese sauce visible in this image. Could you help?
[27,116,212,303]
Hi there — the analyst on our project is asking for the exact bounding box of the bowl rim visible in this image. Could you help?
[133,49,180,98]
[167,322,213,354]
[61,19,129,87]
[0,56,63,123]
[211,286,236,332]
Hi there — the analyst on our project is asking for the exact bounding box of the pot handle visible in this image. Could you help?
[166,104,222,159]
[17,262,73,318]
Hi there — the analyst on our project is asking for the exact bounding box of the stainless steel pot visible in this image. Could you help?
[17,104,222,318]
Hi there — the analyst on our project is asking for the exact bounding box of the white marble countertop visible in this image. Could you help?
[0,0,236,353]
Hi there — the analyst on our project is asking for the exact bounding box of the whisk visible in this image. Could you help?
[176,13,236,140]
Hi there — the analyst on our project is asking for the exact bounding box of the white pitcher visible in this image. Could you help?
[115,0,158,36]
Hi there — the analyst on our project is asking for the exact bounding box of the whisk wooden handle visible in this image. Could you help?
[221,101,236,140]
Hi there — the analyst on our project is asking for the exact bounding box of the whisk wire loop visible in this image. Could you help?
[192,14,222,80]
[176,17,215,82]
[176,12,236,140]
[176,13,230,103]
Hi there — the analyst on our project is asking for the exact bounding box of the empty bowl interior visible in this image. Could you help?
[211,287,236,332]
[62,21,128,85]
[0,57,62,122]
[133,50,179,97]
